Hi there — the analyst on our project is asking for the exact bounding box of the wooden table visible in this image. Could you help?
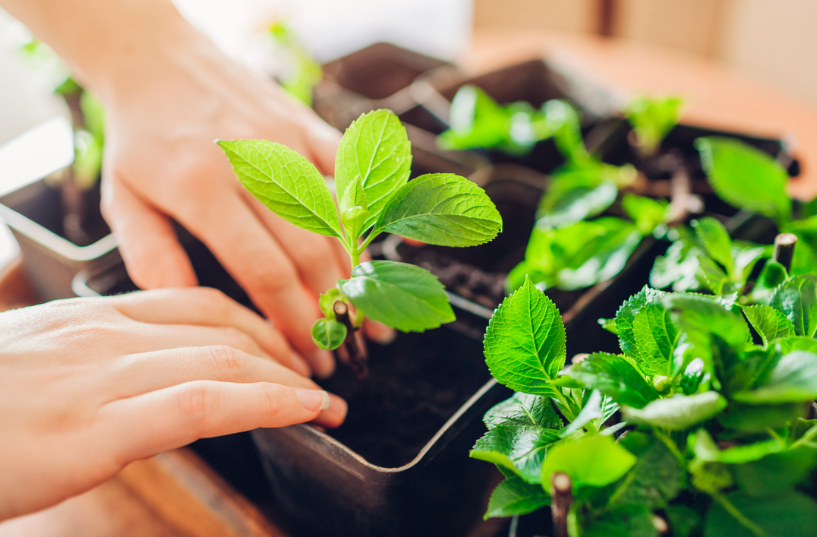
[3,30,817,536]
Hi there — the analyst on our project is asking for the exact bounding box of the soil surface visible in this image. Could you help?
[318,326,489,468]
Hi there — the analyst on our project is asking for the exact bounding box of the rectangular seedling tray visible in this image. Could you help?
[73,232,511,537]
[313,42,459,131]
[0,175,116,301]
[399,58,619,175]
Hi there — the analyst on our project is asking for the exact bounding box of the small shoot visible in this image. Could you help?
[219,109,502,374]
[624,95,684,158]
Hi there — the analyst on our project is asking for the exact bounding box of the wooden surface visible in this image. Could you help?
[4,30,817,536]
[464,30,817,199]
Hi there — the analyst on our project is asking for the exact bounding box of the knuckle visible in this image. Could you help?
[177,382,217,433]
[194,288,233,315]
[207,345,248,381]
[260,384,283,420]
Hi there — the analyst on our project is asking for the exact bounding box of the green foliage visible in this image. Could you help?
[311,318,347,350]
[541,434,637,489]
[437,85,551,155]
[471,424,560,483]
[622,392,727,430]
[483,392,563,430]
[569,353,659,409]
[222,110,502,347]
[335,110,412,229]
[219,140,343,237]
[506,218,644,292]
[704,491,817,537]
[339,261,454,332]
[742,305,796,347]
[372,174,502,246]
[485,474,550,518]
[624,95,684,156]
[695,137,791,224]
[536,174,617,229]
[268,22,322,106]
[609,432,683,510]
[483,277,566,395]
[733,350,817,404]
[769,275,817,338]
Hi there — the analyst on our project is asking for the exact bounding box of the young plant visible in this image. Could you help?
[624,95,685,158]
[219,109,502,371]
[473,273,817,537]
[652,136,814,299]
[266,21,322,107]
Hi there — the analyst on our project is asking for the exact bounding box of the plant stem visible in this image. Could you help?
[654,429,686,468]
[791,423,817,450]
[712,493,769,537]
[551,473,573,537]
[358,229,381,253]
[333,300,367,377]
[773,233,797,272]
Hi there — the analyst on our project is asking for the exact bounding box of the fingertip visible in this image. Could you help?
[365,320,397,345]
[317,393,347,428]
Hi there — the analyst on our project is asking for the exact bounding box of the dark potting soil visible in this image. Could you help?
[317,326,490,468]
[395,243,583,312]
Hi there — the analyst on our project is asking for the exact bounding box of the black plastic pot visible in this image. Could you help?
[313,42,459,131]
[0,176,116,301]
[400,58,618,175]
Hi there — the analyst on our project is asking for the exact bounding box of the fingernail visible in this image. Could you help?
[312,350,336,379]
[290,351,312,377]
[296,389,331,411]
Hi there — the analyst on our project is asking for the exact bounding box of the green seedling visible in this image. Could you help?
[624,95,684,158]
[219,109,502,373]
[267,22,322,107]
[473,270,817,537]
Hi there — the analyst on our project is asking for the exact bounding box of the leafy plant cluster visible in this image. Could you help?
[507,97,684,293]
[473,270,817,537]
[219,110,502,358]
[18,37,105,189]
[652,136,816,296]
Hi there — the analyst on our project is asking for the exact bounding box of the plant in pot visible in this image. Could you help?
[219,109,509,537]
[651,136,815,296]
[472,264,817,536]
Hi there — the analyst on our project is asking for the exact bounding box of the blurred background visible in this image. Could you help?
[1,0,815,148]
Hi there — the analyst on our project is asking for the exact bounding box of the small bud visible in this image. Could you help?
[652,375,670,393]
[341,206,369,241]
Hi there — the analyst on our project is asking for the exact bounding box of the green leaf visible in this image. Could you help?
[471,424,561,484]
[633,301,679,376]
[609,432,683,510]
[705,491,817,537]
[311,318,347,350]
[622,392,727,430]
[742,305,796,347]
[218,140,341,237]
[583,505,659,537]
[718,402,806,432]
[650,229,705,292]
[777,336,817,354]
[750,260,789,304]
[769,274,817,338]
[695,136,791,222]
[666,505,701,537]
[484,474,550,519]
[484,392,563,430]
[335,110,412,228]
[692,429,784,465]
[339,174,368,213]
[560,390,618,438]
[484,276,566,395]
[733,350,817,404]
[663,294,752,383]
[339,175,370,242]
[541,434,637,489]
[616,287,666,362]
[624,95,684,155]
[696,255,730,295]
[543,99,589,163]
[599,317,618,334]
[569,353,659,409]
[318,289,341,319]
[622,194,668,236]
[536,173,617,228]
[373,174,502,247]
[338,261,454,332]
[733,447,817,497]
[692,217,734,275]
[438,85,513,151]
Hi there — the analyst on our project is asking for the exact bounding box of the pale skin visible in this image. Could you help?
[0,288,347,522]
[1,0,391,378]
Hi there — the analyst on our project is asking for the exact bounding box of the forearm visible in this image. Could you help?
[0,0,202,101]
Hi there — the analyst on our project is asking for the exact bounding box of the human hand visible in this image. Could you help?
[94,23,393,378]
[0,288,346,521]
